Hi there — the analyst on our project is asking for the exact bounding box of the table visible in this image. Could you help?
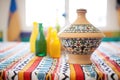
[0,42,120,80]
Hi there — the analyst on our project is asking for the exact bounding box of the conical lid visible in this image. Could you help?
[58,9,105,38]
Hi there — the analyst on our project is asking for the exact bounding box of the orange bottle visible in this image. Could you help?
[46,26,53,56]
[50,29,61,58]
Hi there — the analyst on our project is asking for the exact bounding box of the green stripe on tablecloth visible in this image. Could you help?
[0,31,3,41]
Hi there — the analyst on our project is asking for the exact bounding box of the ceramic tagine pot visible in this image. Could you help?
[58,9,105,64]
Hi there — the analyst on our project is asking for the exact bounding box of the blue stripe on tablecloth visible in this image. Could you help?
[58,56,70,80]
[32,57,53,80]
[7,54,34,80]
[0,44,30,70]
[0,43,24,58]
[91,51,119,80]
[82,65,97,80]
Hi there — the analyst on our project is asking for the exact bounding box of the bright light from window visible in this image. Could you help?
[26,0,65,28]
[26,0,107,28]
[69,0,107,27]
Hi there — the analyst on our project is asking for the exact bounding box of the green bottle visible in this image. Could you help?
[35,23,46,56]
[55,9,60,32]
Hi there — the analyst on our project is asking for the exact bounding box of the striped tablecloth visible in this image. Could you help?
[0,42,120,80]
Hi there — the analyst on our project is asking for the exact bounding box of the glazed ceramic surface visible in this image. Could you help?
[58,9,105,64]
[62,38,101,55]
[59,23,104,55]
[63,24,100,33]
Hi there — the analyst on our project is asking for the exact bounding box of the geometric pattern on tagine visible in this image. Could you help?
[62,38,101,55]
[63,24,100,33]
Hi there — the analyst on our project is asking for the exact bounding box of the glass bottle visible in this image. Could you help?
[55,22,60,33]
[46,26,53,56]
[55,9,60,32]
[35,23,46,56]
[30,22,38,53]
[50,29,61,58]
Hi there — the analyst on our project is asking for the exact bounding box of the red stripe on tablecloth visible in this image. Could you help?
[24,57,42,80]
[0,42,20,53]
[107,42,120,50]
[97,50,120,72]
[91,57,106,80]
[96,50,120,79]
[3,60,20,80]
[0,46,26,62]
[3,52,30,80]
[73,64,84,80]
[52,59,59,80]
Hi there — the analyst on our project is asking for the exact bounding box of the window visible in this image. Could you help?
[26,0,107,28]
[25,0,65,28]
[69,0,107,27]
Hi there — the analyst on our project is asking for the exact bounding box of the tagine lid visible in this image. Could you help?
[58,9,105,38]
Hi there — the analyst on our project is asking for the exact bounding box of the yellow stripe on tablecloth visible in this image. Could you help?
[0,70,3,80]
[96,50,120,78]
[18,56,37,80]
[46,72,52,80]
[94,66,104,80]
[70,64,76,80]
[46,60,57,80]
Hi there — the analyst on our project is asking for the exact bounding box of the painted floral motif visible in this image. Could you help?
[63,24,100,33]
[62,38,101,55]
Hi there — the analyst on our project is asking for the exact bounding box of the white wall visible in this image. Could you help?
[0,0,10,31]
[0,0,10,41]
[17,0,26,31]
[105,0,120,31]
[0,0,120,37]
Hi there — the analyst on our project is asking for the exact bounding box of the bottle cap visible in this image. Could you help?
[33,22,38,26]
[39,23,42,26]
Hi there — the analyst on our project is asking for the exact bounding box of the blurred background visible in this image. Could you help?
[0,0,120,42]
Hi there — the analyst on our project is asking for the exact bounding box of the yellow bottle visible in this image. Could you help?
[30,22,38,53]
[50,29,61,58]
[46,26,53,56]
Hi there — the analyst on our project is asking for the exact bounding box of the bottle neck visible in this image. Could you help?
[51,29,57,39]
[38,23,43,33]
[34,25,38,31]
[32,22,37,31]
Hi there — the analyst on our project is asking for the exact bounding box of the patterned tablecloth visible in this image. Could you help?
[0,42,120,80]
